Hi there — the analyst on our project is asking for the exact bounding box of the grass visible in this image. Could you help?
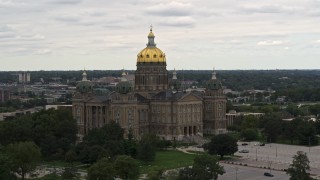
[139,150,197,173]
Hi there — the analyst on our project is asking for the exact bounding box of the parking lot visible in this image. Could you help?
[219,163,289,180]
[235,142,320,175]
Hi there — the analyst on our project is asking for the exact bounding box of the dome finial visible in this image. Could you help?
[211,67,216,80]
[121,68,127,82]
[147,26,156,47]
[82,69,88,81]
[172,68,177,80]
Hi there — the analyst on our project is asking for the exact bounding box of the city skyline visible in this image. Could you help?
[1,0,320,71]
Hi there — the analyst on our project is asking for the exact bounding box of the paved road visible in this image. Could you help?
[219,163,289,180]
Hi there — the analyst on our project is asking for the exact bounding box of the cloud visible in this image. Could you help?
[257,40,285,46]
[16,34,45,41]
[159,16,195,27]
[239,5,283,14]
[47,0,82,4]
[34,49,52,55]
[0,32,15,39]
[145,1,192,16]
[0,25,12,32]
[0,0,27,7]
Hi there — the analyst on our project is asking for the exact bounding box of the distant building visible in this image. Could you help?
[0,87,11,102]
[18,72,30,84]
[45,105,72,111]
[226,110,265,127]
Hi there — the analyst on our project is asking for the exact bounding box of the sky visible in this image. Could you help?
[1,0,320,71]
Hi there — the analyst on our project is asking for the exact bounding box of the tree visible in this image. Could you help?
[61,166,79,180]
[260,113,282,142]
[0,145,15,179]
[241,115,258,130]
[6,141,41,180]
[114,155,140,180]
[136,133,157,162]
[241,128,258,141]
[206,134,238,159]
[192,154,225,180]
[147,167,164,180]
[178,154,225,180]
[83,121,125,158]
[65,149,77,163]
[87,158,115,180]
[178,167,195,180]
[137,140,156,162]
[123,129,137,158]
[287,151,312,180]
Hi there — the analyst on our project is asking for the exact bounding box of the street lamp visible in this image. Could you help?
[235,167,238,180]
[256,148,258,161]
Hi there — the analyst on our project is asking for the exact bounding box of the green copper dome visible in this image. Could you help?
[116,81,133,94]
[206,79,222,90]
[206,69,222,90]
[76,70,93,93]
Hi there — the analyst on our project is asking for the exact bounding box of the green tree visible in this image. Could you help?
[65,149,77,163]
[137,141,156,162]
[192,154,225,180]
[6,141,41,180]
[87,158,115,180]
[240,128,258,141]
[178,167,194,180]
[147,167,164,180]
[83,121,125,158]
[206,134,238,159]
[0,145,15,179]
[260,113,282,142]
[178,154,225,180]
[114,155,140,180]
[241,115,258,129]
[287,151,312,180]
[136,134,157,162]
[61,166,79,180]
[123,129,137,158]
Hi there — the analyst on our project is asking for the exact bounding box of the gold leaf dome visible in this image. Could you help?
[137,28,166,63]
[137,47,166,63]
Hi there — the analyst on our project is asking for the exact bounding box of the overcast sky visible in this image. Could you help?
[1,0,320,71]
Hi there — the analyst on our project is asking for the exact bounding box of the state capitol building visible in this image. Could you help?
[72,29,227,141]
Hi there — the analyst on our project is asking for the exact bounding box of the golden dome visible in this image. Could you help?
[137,28,166,63]
[137,47,166,63]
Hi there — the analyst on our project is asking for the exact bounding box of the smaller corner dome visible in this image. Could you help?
[76,81,93,93]
[169,79,181,90]
[206,79,222,90]
[116,81,133,94]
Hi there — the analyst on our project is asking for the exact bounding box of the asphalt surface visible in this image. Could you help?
[219,163,290,180]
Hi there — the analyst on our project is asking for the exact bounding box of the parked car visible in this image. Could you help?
[259,143,265,146]
[264,172,274,177]
[241,143,248,146]
[239,149,249,153]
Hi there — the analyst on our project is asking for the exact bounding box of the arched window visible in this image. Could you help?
[153,54,157,58]
[146,54,150,58]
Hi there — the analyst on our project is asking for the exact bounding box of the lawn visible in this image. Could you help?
[139,150,197,173]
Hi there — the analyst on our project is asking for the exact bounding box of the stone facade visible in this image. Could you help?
[72,29,227,141]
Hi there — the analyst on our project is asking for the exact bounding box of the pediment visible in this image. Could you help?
[178,93,202,102]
